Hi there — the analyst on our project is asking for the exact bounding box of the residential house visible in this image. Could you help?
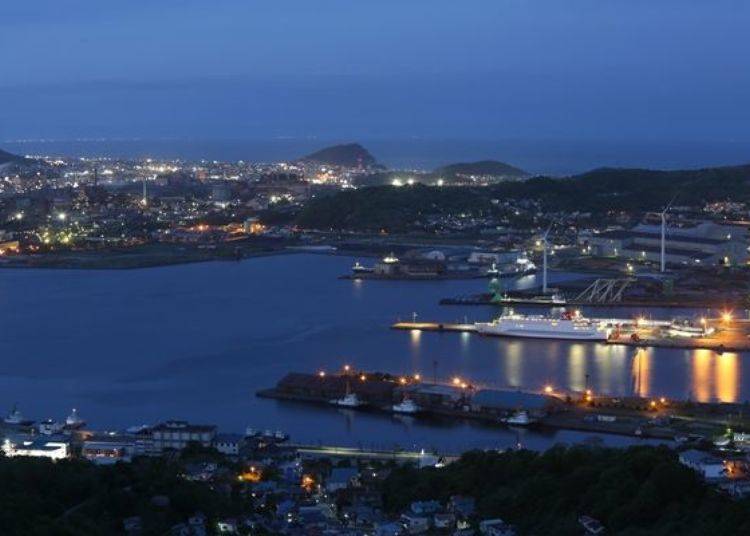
[213,433,244,456]
[400,513,430,534]
[479,518,516,536]
[326,466,359,492]
[679,449,728,480]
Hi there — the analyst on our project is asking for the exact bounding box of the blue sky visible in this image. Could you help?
[1,0,749,142]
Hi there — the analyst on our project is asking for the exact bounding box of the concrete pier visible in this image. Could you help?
[391,321,750,352]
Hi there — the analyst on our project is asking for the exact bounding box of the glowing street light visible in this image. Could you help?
[544,385,554,394]
[318,371,326,378]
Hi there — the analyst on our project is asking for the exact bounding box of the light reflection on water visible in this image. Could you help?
[687,350,740,403]
[0,254,747,451]
[717,353,739,403]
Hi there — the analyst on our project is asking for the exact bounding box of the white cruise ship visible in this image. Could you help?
[475,310,611,341]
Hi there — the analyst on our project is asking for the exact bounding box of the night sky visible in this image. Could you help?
[2,0,749,143]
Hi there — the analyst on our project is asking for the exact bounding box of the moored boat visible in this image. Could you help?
[3,404,33,426]
[330,392,364,408]
[668,319,713,338]
[352,261,373,275]
[65,408,86,429]
[392,398,420,414]
[496,292,567,305]
[475,310,611,341]
[4,404,24,425]
[502,410,536,426]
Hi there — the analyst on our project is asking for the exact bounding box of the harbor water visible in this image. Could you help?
[0,254,746,452]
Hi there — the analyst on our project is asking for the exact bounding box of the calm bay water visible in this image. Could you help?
[0,254,746,452]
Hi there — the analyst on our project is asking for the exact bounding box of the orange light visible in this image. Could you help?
[399,377,407,385]
[238,467,262,483]
[452,377,461,386]
[360,374,366,381]
[301,474,315,491]
[414,374,421,381]
[544,385,553,394]
[344,365,350,372]
[585,394,593,402]
[659,397,666,404]
[585,389,592,396]
[649,400,657,408]
[722,311,733,323]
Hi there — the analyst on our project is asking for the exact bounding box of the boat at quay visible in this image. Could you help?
[4,254,748,452]
[475,310,611,341]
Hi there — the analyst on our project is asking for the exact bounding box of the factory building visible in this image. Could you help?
[581,221,748,266]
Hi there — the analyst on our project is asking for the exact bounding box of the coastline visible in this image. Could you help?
[0,241,296,270]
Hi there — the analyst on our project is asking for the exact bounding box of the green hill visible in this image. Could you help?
[300,143,379,167]
[296,162,750,231]
[435,159,528,179]
[0,148,23,165]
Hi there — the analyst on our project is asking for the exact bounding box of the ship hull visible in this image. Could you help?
[476,323,609,341]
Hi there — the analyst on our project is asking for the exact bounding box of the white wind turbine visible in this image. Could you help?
[660,196,677,273]
[541,223,554,294]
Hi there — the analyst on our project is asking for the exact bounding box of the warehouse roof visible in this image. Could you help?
[472,389,553,410]
[596,229,726,245]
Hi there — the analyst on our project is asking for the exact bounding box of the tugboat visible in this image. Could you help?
[4,404,24,425]
[3,404,32,426]
[352,261,373,276]
[486,262,501,278]
[392,396,420,414]
[330,375,365,408]
[501,410,536,426]
[64,408,86,429]
[330,392,364,408]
